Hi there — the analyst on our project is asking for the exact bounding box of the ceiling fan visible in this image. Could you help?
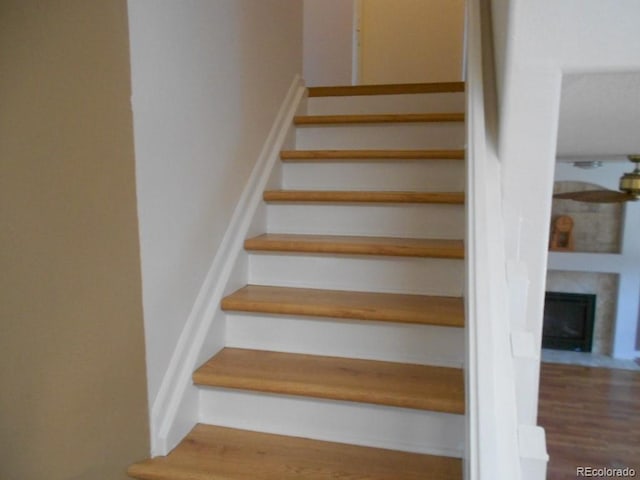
[553,155,640,203]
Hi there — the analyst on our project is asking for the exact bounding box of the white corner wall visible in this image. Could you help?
[303,0,355,86]
[127,0,302,408]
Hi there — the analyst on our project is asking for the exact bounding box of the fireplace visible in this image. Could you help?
[542,291,596,352]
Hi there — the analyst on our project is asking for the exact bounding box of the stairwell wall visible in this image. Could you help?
[127,0,303,414]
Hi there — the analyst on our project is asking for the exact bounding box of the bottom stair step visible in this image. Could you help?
[128,424,462,480]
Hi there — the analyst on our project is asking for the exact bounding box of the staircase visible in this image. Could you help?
[128,81,467,479]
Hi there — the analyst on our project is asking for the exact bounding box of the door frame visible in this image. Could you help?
[352,0,363,85]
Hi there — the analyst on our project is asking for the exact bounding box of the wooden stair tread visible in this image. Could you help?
[244,233,464,258]
[263,190,465,204]
[222,285,464,327]
[294,113,464,125]
[128,424,462,480]
[308,82,465,97]
[193,348,465,413]
[280,149,465,160]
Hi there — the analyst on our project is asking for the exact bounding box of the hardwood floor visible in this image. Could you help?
[538,362,640,479]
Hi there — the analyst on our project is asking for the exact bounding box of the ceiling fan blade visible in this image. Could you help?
[553,189,636,203]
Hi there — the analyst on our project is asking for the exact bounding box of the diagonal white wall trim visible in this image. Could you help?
[149,76,306,456]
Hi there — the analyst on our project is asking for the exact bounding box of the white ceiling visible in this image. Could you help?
[556,72,640,159]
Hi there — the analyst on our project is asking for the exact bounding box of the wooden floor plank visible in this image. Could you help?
[244,233,465,259]
[193,348,465,414]
[294,113,464,125]
[128,424,463,480]
[280,149,465,161]
[307,82,465,97]
[263,190,465,204]
[222,285,464,327]
[539,363,640,480]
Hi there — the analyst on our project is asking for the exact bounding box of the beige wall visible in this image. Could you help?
[360,0,464,84]
[0,1,149,479]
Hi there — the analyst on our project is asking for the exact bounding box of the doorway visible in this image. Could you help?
[354,0,465,84]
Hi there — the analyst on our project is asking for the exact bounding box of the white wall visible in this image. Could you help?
[127,0,302,408]
[303,0,355,85]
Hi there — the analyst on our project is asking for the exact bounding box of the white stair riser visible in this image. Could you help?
[248,253,464,296]
[282,161,465,191]
[266,203,465,239]
[296,124,465,150]
[198,388,464,457]
[306,92,465,115]
[225,313,464,367]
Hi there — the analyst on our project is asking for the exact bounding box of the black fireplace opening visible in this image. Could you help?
[542,291,596,352]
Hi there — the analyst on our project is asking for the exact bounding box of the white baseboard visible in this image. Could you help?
[149,75,306,456]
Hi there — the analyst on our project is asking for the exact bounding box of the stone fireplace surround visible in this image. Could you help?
[545,271,617,354]
[547,161,640,359]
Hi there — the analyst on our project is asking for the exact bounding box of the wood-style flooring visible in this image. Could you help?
[538,362,640,479]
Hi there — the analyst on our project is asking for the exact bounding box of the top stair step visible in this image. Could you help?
[306,83,465,115]
[308,82,465,97]
[127,424,463,480]
[294,113,464,125]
